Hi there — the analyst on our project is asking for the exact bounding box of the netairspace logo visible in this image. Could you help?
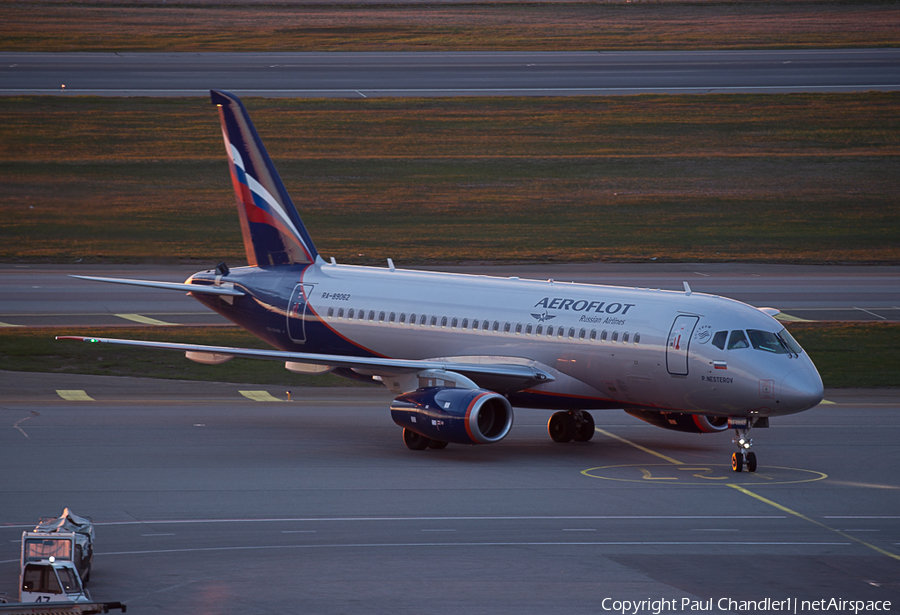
[599,598,892,615]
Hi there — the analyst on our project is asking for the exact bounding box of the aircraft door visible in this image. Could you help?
[666,315,700,376]
[287,284,315,344]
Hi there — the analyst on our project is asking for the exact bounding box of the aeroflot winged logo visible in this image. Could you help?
[530,312,557,322]
[533,297,636,315]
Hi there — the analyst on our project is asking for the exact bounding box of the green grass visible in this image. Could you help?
[1,1,897,52]
[0,323,896,388]
[2,94,899,265]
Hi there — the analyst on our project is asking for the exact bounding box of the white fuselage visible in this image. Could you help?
[270,263,823,418]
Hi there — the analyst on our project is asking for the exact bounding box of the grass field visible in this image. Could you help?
[1,1,897,52]
[1,323,895,388]
[3,93,898,265]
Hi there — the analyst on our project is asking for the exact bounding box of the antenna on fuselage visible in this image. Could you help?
[683,281,692,296]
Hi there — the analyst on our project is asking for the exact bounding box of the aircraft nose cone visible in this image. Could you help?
[780,367,824,412]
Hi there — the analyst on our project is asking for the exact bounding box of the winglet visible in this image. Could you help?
[211,90,319,267]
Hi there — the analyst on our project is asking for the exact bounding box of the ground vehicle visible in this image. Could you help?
[19,509,93,603]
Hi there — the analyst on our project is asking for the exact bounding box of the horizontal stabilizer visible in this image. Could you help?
[70,275,245,296]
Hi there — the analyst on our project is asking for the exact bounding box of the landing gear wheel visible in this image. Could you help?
[428,440,449,450]
[746,451,757,472]
[572,411,595,442]
[548,411,576,443]
[403,428,431,451]
[732,451,744,472]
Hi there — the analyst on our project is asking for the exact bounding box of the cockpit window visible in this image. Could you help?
[712,330,727,350]
[747,329,791,354]
[727,330,749,350]
[777,328,803,354]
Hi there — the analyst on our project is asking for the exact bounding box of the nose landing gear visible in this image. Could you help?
[730,417,757,472]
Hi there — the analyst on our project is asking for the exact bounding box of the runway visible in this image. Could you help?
[2,263,897,328]
[3,50,899,97]
[0,371,898,612]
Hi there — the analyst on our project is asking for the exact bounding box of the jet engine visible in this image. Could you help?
[391,387,514,446]
[624,408,729,434]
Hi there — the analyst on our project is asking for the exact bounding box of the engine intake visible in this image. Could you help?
[391,387,514,445]
[624,408,728,434]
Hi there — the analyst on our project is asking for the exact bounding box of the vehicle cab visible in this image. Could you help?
[20,558,91,603]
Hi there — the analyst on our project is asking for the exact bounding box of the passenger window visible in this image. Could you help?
[536,325,543,335]
[348,308,355,319]
[567,328,574,339]
[547,326,554,337]
[492,321,500,333]
[712,330,727,350]
[579,328,586,340]
[515,323,522,334]
[634,332,641,344]
[601,330,608,342]
[525,324,533,335]
[483,320,490,332]
[441,316,448,328]
[611,331,618,343]
[471,319,479,330]
[399,313,406,324]
[379,311,386,323]
[623,332,629,343]
[338,308,344,319]
[420,314,427,326]
[389,312,396,323]
[327,307,334,318]
[558,328,565,339]
[728,330,749,350]
[504,322,511,333]
[368,310,375,322]
[590,330,597,341]
[431,316,438,327]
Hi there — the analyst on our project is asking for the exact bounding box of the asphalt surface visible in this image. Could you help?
[2,263,897,328]
[0,371,898,613]
[3,50,899,97]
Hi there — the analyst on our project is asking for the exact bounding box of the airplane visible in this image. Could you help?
[59,89,824,472]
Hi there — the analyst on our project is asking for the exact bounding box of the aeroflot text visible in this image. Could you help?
[599,598,892,614]
[533,298,636,314]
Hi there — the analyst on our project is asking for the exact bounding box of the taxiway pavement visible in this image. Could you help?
[3,50,899,97]
[1,372,898,612]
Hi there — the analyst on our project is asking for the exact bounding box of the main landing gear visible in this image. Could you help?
[731,419,757,472]
[548,410,595,443]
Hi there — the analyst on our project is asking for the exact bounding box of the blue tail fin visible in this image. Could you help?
[211,90,319,267]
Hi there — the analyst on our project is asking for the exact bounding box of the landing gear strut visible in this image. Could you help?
[548,411,595,443]
[730,418,757,472]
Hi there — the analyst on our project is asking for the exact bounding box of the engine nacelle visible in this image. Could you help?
[391,387,514,445]
[624,409,729,434]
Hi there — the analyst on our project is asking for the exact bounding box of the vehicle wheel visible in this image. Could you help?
[746,451,757,472]
[732,451,743,472]
[428,440,449,450]
[403,428,431,450]
[548,412,575,443]
[572,411,595,442]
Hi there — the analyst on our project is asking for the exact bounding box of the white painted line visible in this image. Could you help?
[91,540,854,559]
[239,390,283,402]
[0,321,21,327]
[57,389,94,401]
[141,533,175,537]
[115,313,178,325]
[854,307,887,320]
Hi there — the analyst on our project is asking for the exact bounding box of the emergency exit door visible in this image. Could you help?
[287,284,315,344]
[666,315,699,376]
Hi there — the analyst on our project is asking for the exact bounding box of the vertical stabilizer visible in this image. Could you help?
[211,90,319,266]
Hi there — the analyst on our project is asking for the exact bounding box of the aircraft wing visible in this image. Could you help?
[56,336,554,393]
[69,275,245,296]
